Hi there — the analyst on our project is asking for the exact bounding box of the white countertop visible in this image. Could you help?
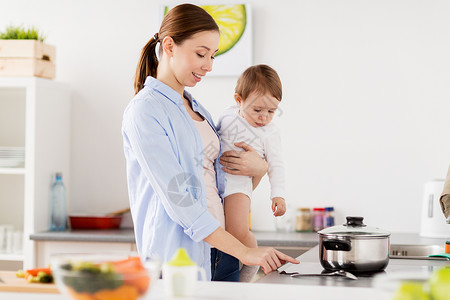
[6,232,449,299]
[19,231,448,299]
[0,279,390,300]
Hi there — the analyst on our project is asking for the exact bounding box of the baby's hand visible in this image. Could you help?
[272,197,286,217]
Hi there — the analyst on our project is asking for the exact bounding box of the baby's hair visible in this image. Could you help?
[235,65,282,101]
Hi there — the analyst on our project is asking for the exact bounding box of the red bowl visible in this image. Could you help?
[69,215,123,230]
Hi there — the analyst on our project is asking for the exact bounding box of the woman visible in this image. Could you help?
[122,3,298,281]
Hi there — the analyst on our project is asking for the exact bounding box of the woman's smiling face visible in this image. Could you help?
[170,30,220,88]
[235,91,280,128]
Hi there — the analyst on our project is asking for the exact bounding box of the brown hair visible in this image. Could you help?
[134,4,219,94]
[235,64,282,101]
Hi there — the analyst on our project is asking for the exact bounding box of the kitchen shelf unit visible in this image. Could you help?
[0,253,24,261]
[0,77,70,269]
[0,168,25,174]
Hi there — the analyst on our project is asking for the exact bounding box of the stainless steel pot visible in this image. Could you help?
[318,216,391,273]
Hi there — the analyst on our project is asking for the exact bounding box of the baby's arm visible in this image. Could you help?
[264,128,286,205]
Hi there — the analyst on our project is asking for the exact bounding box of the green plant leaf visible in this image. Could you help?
[0,24,46,42]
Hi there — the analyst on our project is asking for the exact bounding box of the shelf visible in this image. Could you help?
[0,77,70,269]
[0,168,25,175]
[0,253,24,261]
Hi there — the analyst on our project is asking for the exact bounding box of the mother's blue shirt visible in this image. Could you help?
[122,77,225,280]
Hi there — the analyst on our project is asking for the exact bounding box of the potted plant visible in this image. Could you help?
[0,25,55,79]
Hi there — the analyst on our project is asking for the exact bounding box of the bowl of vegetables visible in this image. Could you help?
[51,253,160,300]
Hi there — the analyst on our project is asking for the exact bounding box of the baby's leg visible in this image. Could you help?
[224,193,257,248]
[224,193,259,282]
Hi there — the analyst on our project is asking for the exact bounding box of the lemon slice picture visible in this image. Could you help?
[164,4,247,56]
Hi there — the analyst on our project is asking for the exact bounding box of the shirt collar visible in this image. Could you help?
[144,76,199,110]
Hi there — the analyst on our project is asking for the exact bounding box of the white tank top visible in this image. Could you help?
[193,119,225,229]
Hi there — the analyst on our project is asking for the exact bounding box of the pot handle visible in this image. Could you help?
[323,239,352,251]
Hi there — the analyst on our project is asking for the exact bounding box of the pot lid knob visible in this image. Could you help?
[345,216,366,227]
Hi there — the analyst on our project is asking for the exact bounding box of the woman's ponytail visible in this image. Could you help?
[134,35,159,94]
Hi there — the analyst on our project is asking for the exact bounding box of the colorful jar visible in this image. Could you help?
[313,207,325,232]
[323,207,335,228]
[296,208,313,232]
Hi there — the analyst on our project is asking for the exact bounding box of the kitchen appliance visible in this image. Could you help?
[420,179,450,238]
[318,216,391,273]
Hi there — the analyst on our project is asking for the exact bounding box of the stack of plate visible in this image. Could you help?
[0,147,25,168]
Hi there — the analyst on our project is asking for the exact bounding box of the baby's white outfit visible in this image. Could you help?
[217,105,285,200]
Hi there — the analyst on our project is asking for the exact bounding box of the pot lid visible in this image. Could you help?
[318,216,391,237]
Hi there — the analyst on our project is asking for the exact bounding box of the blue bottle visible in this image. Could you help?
[50,172,66,231]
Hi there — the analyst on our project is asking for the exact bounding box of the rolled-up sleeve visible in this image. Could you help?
[123,97,219,242]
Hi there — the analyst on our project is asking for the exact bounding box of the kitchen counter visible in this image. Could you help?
[29,230,319,267]
[8,231,450,299]
[30,228,136,243]
[1,279,387,300]
[30,229,447,248]
[30,229,319,247]
[257,234,450,288]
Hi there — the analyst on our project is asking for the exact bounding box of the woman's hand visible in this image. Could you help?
[220,142,268,177]
[204,228,299,275]
[241,247,300,274]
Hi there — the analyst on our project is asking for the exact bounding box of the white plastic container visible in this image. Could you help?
[420,179,450,238]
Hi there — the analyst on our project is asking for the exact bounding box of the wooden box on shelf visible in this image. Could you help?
[0,40,55,79]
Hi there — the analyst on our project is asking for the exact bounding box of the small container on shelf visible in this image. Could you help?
[274,208,295,232]
[323,207,335,228]
[295,208,313,232]
[313,207,325,232]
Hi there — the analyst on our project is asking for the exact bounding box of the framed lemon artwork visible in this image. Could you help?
[162,4,252,76]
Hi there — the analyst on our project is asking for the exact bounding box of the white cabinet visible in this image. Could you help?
[0,77,70,269]
[35,241,137,267]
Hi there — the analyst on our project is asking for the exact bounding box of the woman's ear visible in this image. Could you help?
[162,36,175,57]
[234,93,243,105]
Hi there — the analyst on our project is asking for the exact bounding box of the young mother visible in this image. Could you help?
[122,4,298,281]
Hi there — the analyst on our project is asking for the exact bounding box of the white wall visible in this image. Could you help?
[1,0,449,233]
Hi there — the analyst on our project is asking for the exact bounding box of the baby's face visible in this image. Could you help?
[236,91,280,128]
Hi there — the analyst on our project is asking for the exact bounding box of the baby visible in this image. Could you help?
[217,64,286,282]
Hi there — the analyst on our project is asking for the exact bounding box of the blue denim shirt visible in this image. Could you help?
[122,77,225,280]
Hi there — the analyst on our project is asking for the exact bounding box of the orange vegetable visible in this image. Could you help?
[94,284,139,300]
[66,287,96,300]
[109,256,150,294]
[110,257,144,273]
[24,267,52,280]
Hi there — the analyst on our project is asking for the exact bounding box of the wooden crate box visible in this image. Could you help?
[0,40,56,79]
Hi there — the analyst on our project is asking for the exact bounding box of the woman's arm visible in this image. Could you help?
[219,142,268,190]
[204,227,299,274]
